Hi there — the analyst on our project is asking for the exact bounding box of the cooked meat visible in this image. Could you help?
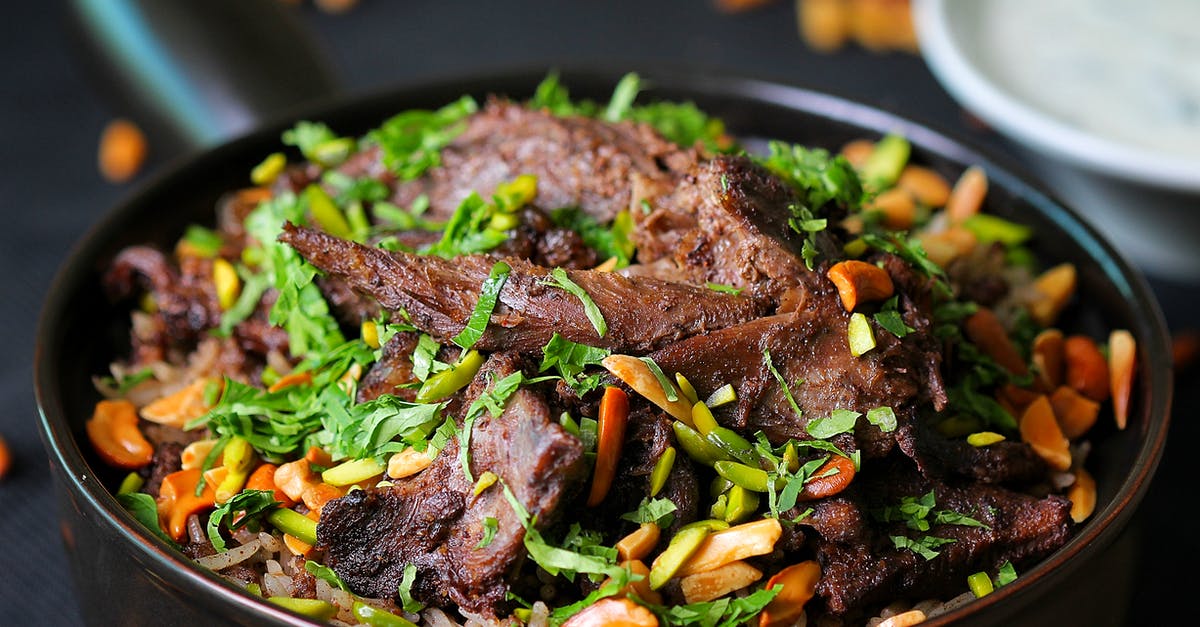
[798,459,1073,617]
[142,441,183,498]
[630,155,837,305]
[650,306,922,459]
[897,420,1050,486]
[392,99,693,225]
[280,223,768,355]
[317,353,587,616]
[356,331,422,403]
[104,247,221,352]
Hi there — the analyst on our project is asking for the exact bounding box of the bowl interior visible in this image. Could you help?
[35,66,1174,626]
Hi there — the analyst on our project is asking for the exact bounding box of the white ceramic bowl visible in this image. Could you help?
[912,0,1200,283]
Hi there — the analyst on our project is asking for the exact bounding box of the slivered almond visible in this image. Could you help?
[945,165,988,224]
[964,307,1028,377]
[840,139,875,169]
[680,560,763,604]
[1109,329,1136,430]
[878,610,928,627]
[601,354,694,425]
[616,523,661,562]
[1032,328,1066,391]
[562,597,658,627]
[897,164,951,207]
[1019,395,1071,472]
[1064,335,1110,402]
[1049,385,1100,439]
[1028,263,1077,327]
[140,378,217,428]
[387,447,433,479]
[676,518,782,577]
[865,188,917,230]
[1068,466,1097,523]
[759,561,822,627]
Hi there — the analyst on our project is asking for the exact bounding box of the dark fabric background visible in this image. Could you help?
[3,1,1196,624]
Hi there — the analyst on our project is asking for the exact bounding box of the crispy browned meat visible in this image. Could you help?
[317,353,586,616]
[391,99,693,225]
[629,155,837,305]
[280,223,768,354]
[650,310,918,459]
[798,459,1073,617]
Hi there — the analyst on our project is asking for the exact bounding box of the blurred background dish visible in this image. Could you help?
[912,0,1200,283]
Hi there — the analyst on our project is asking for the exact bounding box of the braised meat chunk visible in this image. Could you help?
[318,354,586,616]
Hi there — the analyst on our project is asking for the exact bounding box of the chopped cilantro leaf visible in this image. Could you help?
[539,333,610,395]
[206,490,280,551]
[368,95,477,180]
[116,492,179,549]
[452,261,511,349]
[704,282,743,295]
[398,563,425,613]
[546,267,607,337]
[806,408,860,439]
[476,516,499,549]
[305,560,348,591]
[620,496,678,527]
[763,349,802,420]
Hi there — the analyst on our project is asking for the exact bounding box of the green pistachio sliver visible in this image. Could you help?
[968,571,995,598]
[678,519,731,533]
[723,485,760,524]
[860,132,910,189]
[250,152,286,186]
[848,312,876,357]
[691,401,719,435]
[710,475,735,499]
[322,457,386,486]
[705,426,758,465]
[648,526,709,589]
[675,373,699,406]
[268,597,336,620]
[304,184,354,240]
[117,472,145,495]
[672,421,733,466]
[713,460,780,493]
[704,383,737,408]
[353,601,418,627]
[266,509,317,546]
[709,493,728,519]
[649,446,676,497]
[416,349,485,403]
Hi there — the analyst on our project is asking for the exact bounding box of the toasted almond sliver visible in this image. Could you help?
[140,378,217,428]
[601,355,694,425]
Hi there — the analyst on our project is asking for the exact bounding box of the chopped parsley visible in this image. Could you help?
[476,517,499,549]
[546,267,607,337]
[305,560,348,591]
[452,261,511,349]
[763,348,802,420]
[398,563,425,613]
[499,481,627,582]
[368,95,478,180]
[206,490,280,551]
[539,333,610,395]
[620,496,678,527]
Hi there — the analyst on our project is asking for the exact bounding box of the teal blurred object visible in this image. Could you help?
[64,0,342,155]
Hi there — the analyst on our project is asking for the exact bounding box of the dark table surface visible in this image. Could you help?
[4,1,1197,625]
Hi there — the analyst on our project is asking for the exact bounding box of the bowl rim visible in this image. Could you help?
[912,0,1200,194]
[34,62,1175,626]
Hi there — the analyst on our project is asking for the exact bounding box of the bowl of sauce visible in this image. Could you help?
[912,0,1200,283]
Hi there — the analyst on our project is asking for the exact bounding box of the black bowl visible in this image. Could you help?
[35,66,1173,626]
